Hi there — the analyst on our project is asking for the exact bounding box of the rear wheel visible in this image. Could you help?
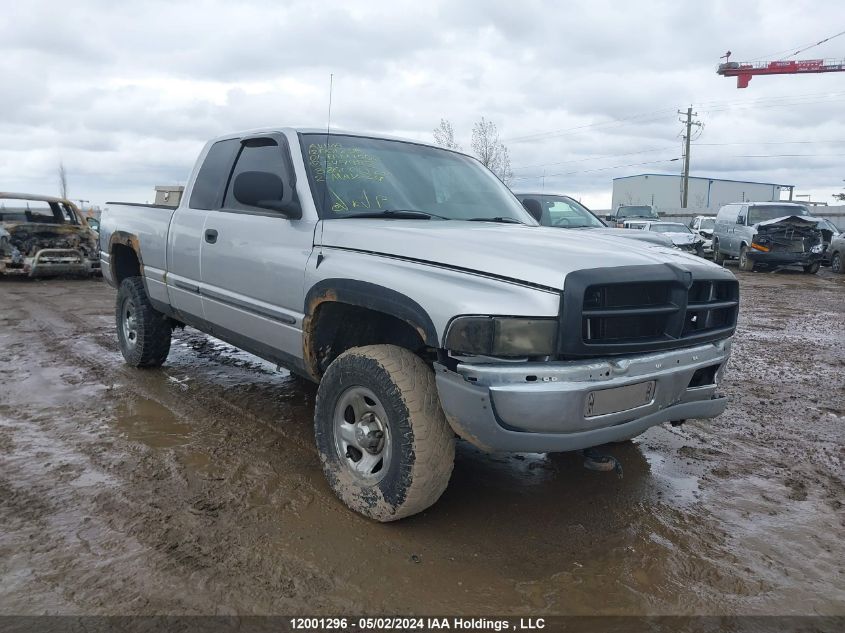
[832,252,844,274]
[314,344,455,521]
[116,277,172,367]
[738,245,755,272]
[802,262,820,274]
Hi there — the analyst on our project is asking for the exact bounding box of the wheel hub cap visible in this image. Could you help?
[334,386,391,481]
[122,301,138,349]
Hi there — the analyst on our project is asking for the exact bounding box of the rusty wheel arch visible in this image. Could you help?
[108,231,144,285]
[302,279,439,379]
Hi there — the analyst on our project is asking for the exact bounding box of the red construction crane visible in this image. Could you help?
[717,51,845,88]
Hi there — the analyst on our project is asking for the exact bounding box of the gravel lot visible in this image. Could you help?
[1,268,843,615]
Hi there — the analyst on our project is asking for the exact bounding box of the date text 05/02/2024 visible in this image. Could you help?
[289,617,546,630]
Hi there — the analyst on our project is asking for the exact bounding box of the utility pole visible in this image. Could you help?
[678,106,702,208]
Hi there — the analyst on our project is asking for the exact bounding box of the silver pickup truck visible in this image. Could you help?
[100,128,739,521]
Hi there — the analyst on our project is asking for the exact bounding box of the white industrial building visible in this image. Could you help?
[611,174,794,212]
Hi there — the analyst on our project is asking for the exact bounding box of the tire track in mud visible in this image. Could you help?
[0,285,365,613]
[2,276,844,615]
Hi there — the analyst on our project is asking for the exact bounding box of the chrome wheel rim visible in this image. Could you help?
[122,299,138,349]
[333,386,391,482]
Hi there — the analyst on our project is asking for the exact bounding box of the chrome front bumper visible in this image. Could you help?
[435,339,731,453]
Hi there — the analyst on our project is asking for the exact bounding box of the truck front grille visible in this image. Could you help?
[558,265,739,358]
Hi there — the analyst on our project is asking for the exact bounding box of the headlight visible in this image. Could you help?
[444,316,558,357]
[811,243,825,254]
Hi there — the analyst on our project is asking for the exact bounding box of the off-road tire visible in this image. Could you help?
[115,276,171,368]
[314,344,455,522]
[713,242,725,265]
[832,252,844,274]
[738,245,755,272]
[802,262,820,274]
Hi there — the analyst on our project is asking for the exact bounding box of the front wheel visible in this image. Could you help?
[803,262,820,274]
[314,345,455,521]
[739,245,755,272]
[115,277,172,367]
[713,242,725,265]
[832,252,844,274]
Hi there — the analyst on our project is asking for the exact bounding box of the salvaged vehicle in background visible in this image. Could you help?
[827,232,845,274]
[512,192,674,248]
[622,220,704,255]
[712,202,830,273]
[606,204,659,227]
[99,128,739,521]
[0,193,100,277]
[816,218,841,268]
[689,215,716,256]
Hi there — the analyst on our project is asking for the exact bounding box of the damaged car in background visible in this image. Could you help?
[0,193,100,277]
[712,202,831,274]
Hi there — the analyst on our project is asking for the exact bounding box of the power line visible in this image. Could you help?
[746,28,845,62]
[511,146,677,171]
[785,29,845,59]
[503,109,677,143]
[694,139,845,146]
[511,156,681,180]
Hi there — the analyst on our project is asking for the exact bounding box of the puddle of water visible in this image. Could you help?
[112,397,193,448]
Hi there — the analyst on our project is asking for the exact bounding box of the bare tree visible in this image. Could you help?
[57,162,68,199]
[432,118,461,151]
[470,117,512,185]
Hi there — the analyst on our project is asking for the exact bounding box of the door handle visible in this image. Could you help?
[205,229,218,244]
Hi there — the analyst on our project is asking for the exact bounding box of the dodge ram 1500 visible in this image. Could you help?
[99,128,739,521]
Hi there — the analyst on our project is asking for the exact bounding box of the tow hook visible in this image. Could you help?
[581,448,623,478]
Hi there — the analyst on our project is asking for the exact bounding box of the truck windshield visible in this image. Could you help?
[747,205,810,225]
[299,134,532,222]
[0,198,78,224]
[618,206,656,218]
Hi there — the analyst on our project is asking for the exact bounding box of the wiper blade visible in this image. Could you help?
[338,209,450,220]
[467,216,522,224]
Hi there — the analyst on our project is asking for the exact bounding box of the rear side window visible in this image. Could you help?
[189,139,239,209]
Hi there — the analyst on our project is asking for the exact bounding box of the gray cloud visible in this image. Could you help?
[2,0,843,208]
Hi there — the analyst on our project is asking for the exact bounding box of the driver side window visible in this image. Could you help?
[223,138,287,212]
[546,200,581,225]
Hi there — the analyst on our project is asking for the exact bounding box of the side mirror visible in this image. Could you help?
[233,171,302,219]
[736,215,745,225]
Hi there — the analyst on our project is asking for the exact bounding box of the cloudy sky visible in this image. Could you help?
[2,0,844,210]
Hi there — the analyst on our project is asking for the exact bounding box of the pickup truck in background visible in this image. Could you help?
[606,204,660,228]
[99,128,739,521]
[1,192,100,277]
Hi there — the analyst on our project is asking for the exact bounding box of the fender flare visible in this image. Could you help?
[107,231,145,285]
[108,231,144,266]
[304,278,439,351]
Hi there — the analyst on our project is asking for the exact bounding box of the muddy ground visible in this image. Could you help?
[0,268,843,616]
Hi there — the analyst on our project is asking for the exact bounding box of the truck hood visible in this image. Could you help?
[662,232,698,245]
[755,215,820,229]
[573,226,674,247]
[319,220,723,290]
